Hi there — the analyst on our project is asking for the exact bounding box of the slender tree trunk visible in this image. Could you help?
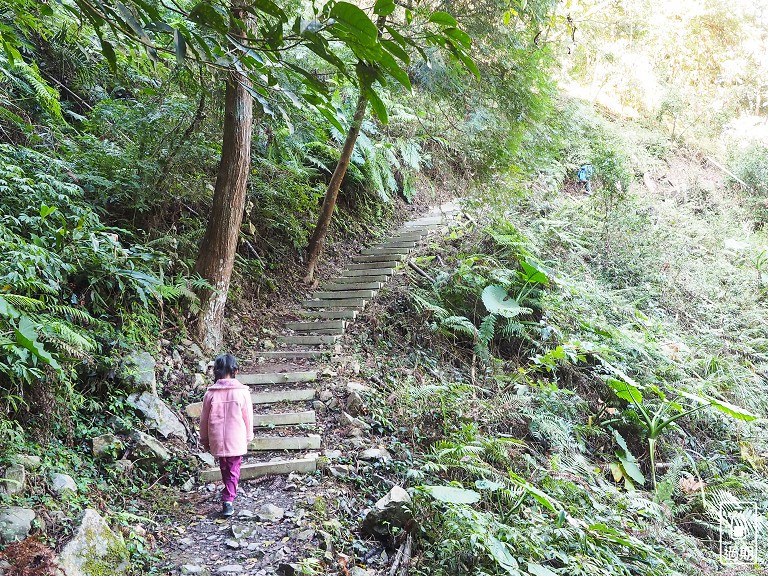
[194,25,253,350]
[303,91,369,284]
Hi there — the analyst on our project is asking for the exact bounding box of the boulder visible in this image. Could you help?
[13,455,41,470]
[0,464,25,495]
[114,459,134,474]
[361,486,413,537]
[92,434,125,460]
[57,509,129,576]
[360,447,391,462]
[50,473,77,495]
[116,351,157,394]
[345,391,365,415]
[129,431,171,463]
[127,391,187,440]
[180,565,210,575]
[256,504,284,523]
[193,373,207,390]
[0,507,35,544]
[339,411,370,431]
[346,382,372,395]
[196,453,215,467]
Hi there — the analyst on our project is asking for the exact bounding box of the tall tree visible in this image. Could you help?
[193,6,253,350]
[303,4,478,283]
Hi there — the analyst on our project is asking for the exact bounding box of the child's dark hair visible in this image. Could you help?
[213,354,238,381]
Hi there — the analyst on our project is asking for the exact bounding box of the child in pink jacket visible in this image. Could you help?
[200,354,254,517]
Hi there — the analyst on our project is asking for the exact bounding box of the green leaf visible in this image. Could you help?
[680,391,758,421]
[528,563,558,576]
[488,537,519,573]
[520,260,549,285]
[475,479,503,491]
[381,39,410,64]
[376,49,411,90]
[481,285,525,318]
[373,0,396,17]
[189,1,229,34]
[0,295,19,320]
[421,485,481,504]
[249,0,286,21]
[329,2,378,47]
[173,29,186,64]
[39,204,57,219]
[101,39,117,71]
[443,27,471,49]
[606,377,643,405]
[429,11,457,27]
[14,316,60,371]
[366,88,387,124]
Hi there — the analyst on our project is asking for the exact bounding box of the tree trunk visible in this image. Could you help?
[194,61,253,350]
[303,91,369,284]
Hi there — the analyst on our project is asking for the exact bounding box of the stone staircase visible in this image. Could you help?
[186,201,461,483]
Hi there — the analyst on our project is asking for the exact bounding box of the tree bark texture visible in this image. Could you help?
[194,66,253,351]
[304,91,369,283]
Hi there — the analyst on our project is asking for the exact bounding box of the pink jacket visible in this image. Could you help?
[199,378,254,457]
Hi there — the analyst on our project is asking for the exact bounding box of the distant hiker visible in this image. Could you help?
[199,353,254,517]
[578,163,594,193]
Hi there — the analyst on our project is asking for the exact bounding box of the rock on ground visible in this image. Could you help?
[0,507,35,544]
[127,391,188,440]
[92,433,125,459]
[50,472,77,494]
[0,464,25,495]
[257,504,285,523]
[361,486,413,537]
[129,431,171,463]
[116,351,157,394]
[345,391,365,415]
[57,509,129,576]
[13,455,41,470]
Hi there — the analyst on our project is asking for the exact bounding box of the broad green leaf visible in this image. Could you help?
[617,457,645,485]
[609,461,623,483]
[366,88,388,124]
[14,316,61,371]
[376,50,411,91]
[173,29,186,64]
[0,295,19,319]
[189,1,229,34]
[475,479,503,491]
[421,485,481,504]
[429,11,457,27]
[381,39,410,64]
[481,285,524,318]
[374,0,396,17]
[100,39,118,71]
[520,260,549,285]
[606,377,643,404]
[329,2,378,47]
[528,563,558,576]
[443,27,471,49]
[488,537,519,573]
[680,391,758,421]
[39,204,57,219]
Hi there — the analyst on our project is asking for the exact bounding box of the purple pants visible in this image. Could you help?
[219,456,243,502]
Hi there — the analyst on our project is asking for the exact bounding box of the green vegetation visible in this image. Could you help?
[2,0,768,573]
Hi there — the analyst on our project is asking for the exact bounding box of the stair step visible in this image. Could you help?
[322,281,383,291]
[248,435,321,451]
[185,389,316,417]
[252,388,316,404]
[303,298,367,309]
[329,275,389,284]
[313,290,376,300]
[376,241,417,249]
[201,457,317,482]
[302,309,359,320]
[341,268,395,277]
[360,247,411,256]
[255,410,316,427]
[353,254,406,263]
[240,371,317,385]
[391,232,426,241]
[256,350,325,360]
[285,320,346,331]
[347,261,400,270]
[276,335,339,345]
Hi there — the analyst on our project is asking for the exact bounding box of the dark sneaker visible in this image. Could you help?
[222,501,234,517]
